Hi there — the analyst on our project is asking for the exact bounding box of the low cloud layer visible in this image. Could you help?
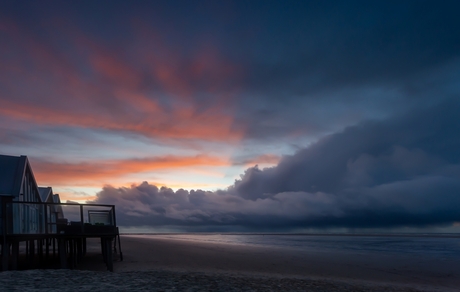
[92,101,460,231]
[2,2,460,229]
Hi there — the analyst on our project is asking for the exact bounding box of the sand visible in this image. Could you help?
[1,235,459,291]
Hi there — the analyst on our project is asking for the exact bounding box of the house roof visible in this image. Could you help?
[38,187,53,202]
[0,154,27,196]
[51,193,65,218]
[52,194,61,204]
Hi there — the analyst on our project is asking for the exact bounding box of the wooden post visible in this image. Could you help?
[76,238,82,260]
[80,205,84,234]
[68,239,74,269]
[73,239,78,267]
[38,239,44,266]
[58,238,67,269]
[105,238,113,272]
[45,238,50,259]
[53,237,56,258]
[29,240,35,268]
[11,241,19,270]
[1,241,9,271]
[101,238,107,263]
[72,239,77,268]
[117,232,123,261]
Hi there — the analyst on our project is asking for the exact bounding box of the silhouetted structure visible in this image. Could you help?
[0,154,122,271]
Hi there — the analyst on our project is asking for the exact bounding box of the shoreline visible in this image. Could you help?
[114,235,460,290]
[120,232,460,238]
[1,235,458,291]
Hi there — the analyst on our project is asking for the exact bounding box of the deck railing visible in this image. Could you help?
[1,201,117,236]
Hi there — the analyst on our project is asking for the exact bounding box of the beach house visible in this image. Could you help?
[38,187,64,234]
[0,154,122,271]
[0,155,43,235]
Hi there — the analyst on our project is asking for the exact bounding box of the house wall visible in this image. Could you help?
[0,196,13,235]
[44,204,58,233]
[0,197,2,235]
[12,167,43,234]
[1,156,59,236]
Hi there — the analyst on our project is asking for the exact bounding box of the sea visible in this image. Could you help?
[127,233,460,259]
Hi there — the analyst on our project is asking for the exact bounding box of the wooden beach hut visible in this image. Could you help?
[0,155,42,235]
[1,154,122,271]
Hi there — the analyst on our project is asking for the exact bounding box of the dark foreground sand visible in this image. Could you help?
[1,235,459,291]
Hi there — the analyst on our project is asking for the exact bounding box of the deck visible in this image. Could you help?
[1,201,122,271]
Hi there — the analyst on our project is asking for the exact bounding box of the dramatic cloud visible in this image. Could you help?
[0,16,242,143]
[32,155,230,186]
[92,102,460,231]
[2,1,460,230]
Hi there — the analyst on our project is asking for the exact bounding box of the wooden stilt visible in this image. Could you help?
[76,238,82,260]
[11,241,19,270]
[38,239,44,266]
[52,238,56,258]
[117,234,123,261]
[72,239,78,267]
[83,238,87,256]
[45,238,50,259]
[1,241,10,271]
[29,240,35,268]
[101,238,107,264]
[72,239,77,268]
[68,239,74,269]
[105,238,113,272]
[58,239,67,269]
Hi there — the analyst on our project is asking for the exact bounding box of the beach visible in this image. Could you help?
[1,234,459,291]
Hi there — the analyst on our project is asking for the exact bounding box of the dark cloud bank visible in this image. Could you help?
[91,101,460,231]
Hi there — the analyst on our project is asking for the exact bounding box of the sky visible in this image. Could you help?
[1,0,460,232]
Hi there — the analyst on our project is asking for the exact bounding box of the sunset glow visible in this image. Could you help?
[2,1,460,232]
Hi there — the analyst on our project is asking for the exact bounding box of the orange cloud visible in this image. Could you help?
[0,99,241,141]
[31,155,230,187]
[58,193,97,203]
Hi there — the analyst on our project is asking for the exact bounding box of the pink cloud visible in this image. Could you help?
[31,155,230,187]
[0,18,244,142]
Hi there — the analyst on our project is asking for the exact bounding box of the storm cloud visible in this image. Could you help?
[92,101,460,231]
[2,1,460,228]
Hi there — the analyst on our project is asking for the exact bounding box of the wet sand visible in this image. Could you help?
[2,235,459,291]
[88,235,459,291]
